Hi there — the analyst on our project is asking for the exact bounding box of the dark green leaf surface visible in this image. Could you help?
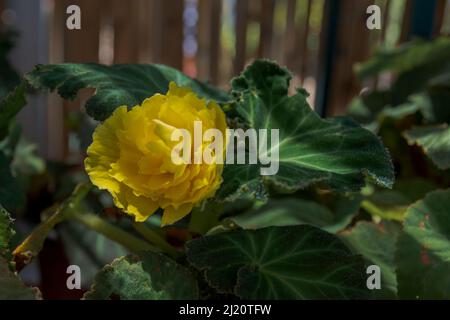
[25,63,231,121]
[348,38,450,129]
[0,257,40,299]
[396,189,450,299]
[0,153,25,212]
[187,225,367,299]
[0,81,27,138]
[404,125,450,170]
[356,37,450,79]
[341,221,400,298]
[84,251,199,300]
[219,60,394,200]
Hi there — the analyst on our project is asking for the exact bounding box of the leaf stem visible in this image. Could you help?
[72,212,159,254]
[132,222,180,258]
[13,183,92,270]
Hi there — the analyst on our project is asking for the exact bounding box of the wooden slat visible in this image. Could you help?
[322,0,373,115]
[113,0,139,63]
[209,0,222,84]
[0,0,4,31]
[284,0,297,70]
[300,0,313,85]
[400,0,413,43]
[197,0,222,83]
[257,0,275,59]
[47,0,66,161]
[63,0,101,63]
[147,0,164,63]
[433,0,447,36]
[160,0,184,70]
[234,0,249,74]
[62,0,101,158]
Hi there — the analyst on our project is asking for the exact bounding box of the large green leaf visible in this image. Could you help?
[0,257,40,300]
[404,125,450,170]
[227,196,361,233]
[84,251,199,300]
[396,189,450,299]
[219,60,394,200]
[25,64,230,121]
[186,225,367,299]
[340,221,400,298]
[0,81,27,139]
[0,152,25,212]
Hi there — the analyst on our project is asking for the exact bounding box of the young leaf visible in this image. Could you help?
[186,225,368,299]
[404,125,450,170]
[227,197,361,233]
[84,251,199,300]
[219,60,394,200]
[0,257,41,300]
[396,189,450,299]
[340,221,400,299]
[25,64,231,121]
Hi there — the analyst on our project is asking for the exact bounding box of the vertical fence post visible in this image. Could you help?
[160,0,184,70]
[234,0,248,74]
[408,0,440,39]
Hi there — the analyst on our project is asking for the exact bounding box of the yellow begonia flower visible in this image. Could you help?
[85,82,227,226]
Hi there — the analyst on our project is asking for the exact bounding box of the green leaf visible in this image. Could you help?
[186,225,367,299]
[361,179,437,222]
[348,38,450,129]
[394,178,437,202]
[25,63,231,121]
[0,81,27,139]
[404,125,450,170]
[340,221,400,298]
[219,60,394,201]
[0,256,40,300]
[0,30,21,100]
[356,37,450,79]
[0,152,26,212]
[226,196,361,233]
[361,190,410,221]
[396,189,450,299]
[0,205,14,260]
[84,251,199,300]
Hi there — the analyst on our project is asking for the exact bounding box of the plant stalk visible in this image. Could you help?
[72,212,159,254]
[132,222,180,258]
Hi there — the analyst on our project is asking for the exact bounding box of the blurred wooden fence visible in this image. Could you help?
[0,0,449,160]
